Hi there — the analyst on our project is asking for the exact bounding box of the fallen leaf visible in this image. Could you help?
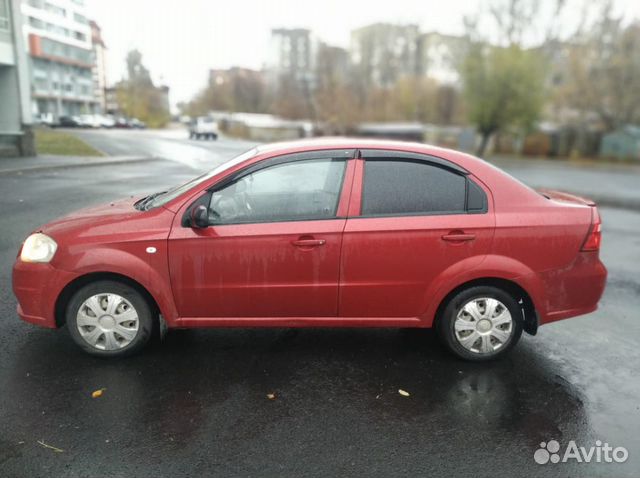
[37,440,64,453]
[91,388,106,399]
[398,389,410,397]
[266,393,276,400]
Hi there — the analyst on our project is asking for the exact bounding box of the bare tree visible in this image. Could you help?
[461,0,555,155]
[559,2,640,131]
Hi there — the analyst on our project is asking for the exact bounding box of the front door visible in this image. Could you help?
[168,150,354,319]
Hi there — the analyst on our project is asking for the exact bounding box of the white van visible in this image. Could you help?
[188,117,218,140]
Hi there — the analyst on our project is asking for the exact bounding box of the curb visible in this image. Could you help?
[0,156,160,176]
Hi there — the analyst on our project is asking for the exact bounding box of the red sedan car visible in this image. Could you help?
[12,139,606,360]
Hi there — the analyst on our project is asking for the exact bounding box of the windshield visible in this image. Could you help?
[144,147,258,209]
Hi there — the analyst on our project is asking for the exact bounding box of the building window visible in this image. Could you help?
[34,77,49,92]
[73,12,87,24]
[0,0,10,32]
[28,16,43,29]
[40,37,92,64]
[44,2,66,16]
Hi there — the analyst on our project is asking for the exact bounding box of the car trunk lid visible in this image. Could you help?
[536,188,596,207]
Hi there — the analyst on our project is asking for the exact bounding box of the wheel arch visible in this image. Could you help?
[54,272,161,328]
[433,277,539,335]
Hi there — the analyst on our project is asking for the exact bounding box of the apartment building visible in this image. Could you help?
[418,31,467,86]
[89,19,105,112]
[0,0,33,156]
[267,28,317,89]
[350,23,421,88]
[21,0,96,120]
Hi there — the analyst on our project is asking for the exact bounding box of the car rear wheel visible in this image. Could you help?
[437,286,523,361]
[66,280,154,357]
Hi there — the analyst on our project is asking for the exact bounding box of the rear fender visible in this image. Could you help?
[420,254,546,327]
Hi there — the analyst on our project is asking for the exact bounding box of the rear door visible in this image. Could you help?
[339,150,495,319]
[168,149,356,319]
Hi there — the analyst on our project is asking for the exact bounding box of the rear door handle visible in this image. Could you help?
[291,239,326,247]
[441,232,476,242]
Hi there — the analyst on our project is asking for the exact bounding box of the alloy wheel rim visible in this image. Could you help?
[454,297,513,354]
[76,293,139,350]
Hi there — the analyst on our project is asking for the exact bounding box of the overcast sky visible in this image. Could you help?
[87,0,640,109]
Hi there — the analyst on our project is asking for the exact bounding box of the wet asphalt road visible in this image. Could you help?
[0,131,639,477]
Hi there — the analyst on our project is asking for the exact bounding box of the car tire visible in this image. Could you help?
[66,280,155,358]
[436,286,523,361]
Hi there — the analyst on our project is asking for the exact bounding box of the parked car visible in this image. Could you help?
[35,113,55,127]
[129,118,146,129]
[78,114,103,129]
[98,114,116,128]
[113,116,129,128]
[112,116,144,129]
[12,139,606,360]
[54,116,83,128]
[189,116,218,140]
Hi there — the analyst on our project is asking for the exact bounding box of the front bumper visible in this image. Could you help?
[12,260,78,328]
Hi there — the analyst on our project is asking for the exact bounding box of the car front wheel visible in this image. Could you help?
[66,280,155,357]
[437,286,523,361]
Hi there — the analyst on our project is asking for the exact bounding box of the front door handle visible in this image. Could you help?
[441,232,476,242]
[291,239,326,247]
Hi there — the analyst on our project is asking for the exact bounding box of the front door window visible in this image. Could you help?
[210,159,347,224]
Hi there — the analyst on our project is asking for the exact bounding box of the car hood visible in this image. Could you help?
[38,197,140,235]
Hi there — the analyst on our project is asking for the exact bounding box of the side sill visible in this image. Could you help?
[173,317,424,328]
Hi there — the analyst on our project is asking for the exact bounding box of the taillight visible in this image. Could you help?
[581,209,602,251]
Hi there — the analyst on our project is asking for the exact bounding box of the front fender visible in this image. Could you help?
[56,244,179,325]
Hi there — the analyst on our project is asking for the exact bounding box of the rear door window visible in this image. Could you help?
[362,159,467,216]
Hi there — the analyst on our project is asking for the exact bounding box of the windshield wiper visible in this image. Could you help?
[136,191,166,211]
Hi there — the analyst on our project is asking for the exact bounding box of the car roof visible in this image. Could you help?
[254,137,487,172]
[257,136,445,153]
[257,138,549,210]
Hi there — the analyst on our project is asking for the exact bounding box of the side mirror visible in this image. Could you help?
[190,205,209,228]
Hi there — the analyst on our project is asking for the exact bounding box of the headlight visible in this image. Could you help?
[20,233,58,263]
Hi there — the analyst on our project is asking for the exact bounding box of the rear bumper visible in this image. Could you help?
[12,260,78,328]
[539,252,607,324]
